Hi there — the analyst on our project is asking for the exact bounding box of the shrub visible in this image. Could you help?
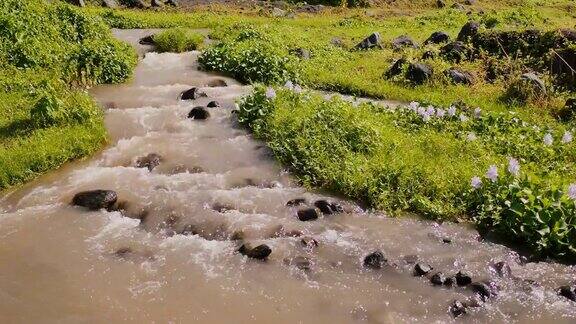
[153,28,205,53]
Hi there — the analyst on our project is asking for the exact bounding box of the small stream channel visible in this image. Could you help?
[0,29,574,323]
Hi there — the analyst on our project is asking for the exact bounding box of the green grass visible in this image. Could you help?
[153,28,204,53]
[0,0,137,190]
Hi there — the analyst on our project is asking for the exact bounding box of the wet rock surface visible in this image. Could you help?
[363,250,387,269]
[239,243,272,260]
[135,153,162,171]
[414,263,433,276]
[188,106,210,120]
[72,190,118,211]
[297,208,320,221]
[181,87,207,100]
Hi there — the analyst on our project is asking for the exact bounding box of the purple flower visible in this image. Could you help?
[459,114,469,122]
[474,107,482,118]
[568,184,576,200]
[436,108,446,118]
[426,106,436,116]
[486,165,498,182]
[417,107,426,116]
[284,81,294,90]
[471,176,482,189]
[265,87,276,99]
[562,131,573,144]
[409,101,420,111]
[447,106,457,117]
[508,157,520,176]
[543,133,553,146]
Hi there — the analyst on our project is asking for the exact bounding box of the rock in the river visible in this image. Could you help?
[286,256,312,271]
[392,35,418,50]
[102,0,118,8]
[431,272,450,285]
[457,21,480,42]
[135,153,162,171]
[385,58,407,78]
[449,300,467,318]
[72,190,118,211]
[239,244,272,260]
[363,250,387,269]
[206,101,220,108]
[471,281,499,302]
[414,263,433,276]
[286,198,307,206]
[139,35,155,45]
[355,32,382,50]
[180,87,207,100]
[297,208,320,221]
[300,237,319,249]
[455,271,472,286]
[188,106,210,120]
[313,200,343,215]
[207,79,227,87]
[440,41,470,62]
[520,72,547,95]
[490,261,512,278]
[406,63,433,84]
[445,68,474,85]
[425,31,451,45]
[558,285,576,302]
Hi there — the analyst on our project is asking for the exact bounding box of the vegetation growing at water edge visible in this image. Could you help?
[0,0,137,190]
[238,85,576,259]
[153,28,205,53]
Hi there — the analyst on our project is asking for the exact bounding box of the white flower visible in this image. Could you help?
[436,108,446,118]
[447,106,457,117]
[284,80,294,90]
[471,176,482,189]
[562,131,573,144]
[294,85,302,93]
[474,107,482,118]
[460,114,469,122]
[265,87,276,99]
[466,132,477,141]
[543,133,553,146]
[486,165,498,182]
[417,107,426,116]
[568,184,576,200]
[409,101,420,111]
[508,157,520,176]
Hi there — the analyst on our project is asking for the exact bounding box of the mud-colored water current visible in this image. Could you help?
[0,29,575,323]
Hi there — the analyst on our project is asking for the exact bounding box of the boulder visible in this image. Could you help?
[165,0,178,6]
[471,281,499,302]
[181,87,207,100]
[455,271,472,286]
[187,107,210,120]
[127,0,148,9]
[457,21,480,42]
[436,0,446,8]
[102,0,118,8]
[286,198,307,206]
[151,0,163,7]
[406,63,433,84]
[139,35,155,45]
[414,263,433,276]
[290,48,311,60]
[424,31,450,45]
[385,58,407,78]
[363,250,387,269]
[520,73,547,95]
[314,200,343,215]
[392,35,418,50]
[445,68,474,85]
[238,244,272,260]
[135,153,162,171]
[558,285,576,302]
[440,41,469,62]
[206,101,220,108]
[297,208,320,221]
[430,272,451,286]
[355,32,382,50]
[449,300,467,318]
[72,190,118,210]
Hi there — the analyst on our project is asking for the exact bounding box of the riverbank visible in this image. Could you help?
[0,0,137,190]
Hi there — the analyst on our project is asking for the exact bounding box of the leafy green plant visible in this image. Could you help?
[153,28,205,53]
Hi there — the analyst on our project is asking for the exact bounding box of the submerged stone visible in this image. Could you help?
[181,87,207,100]
[135,153,162,171]
[490,261,512,278]
[188,106,210,120]
[72,190,118,211]
[286,198,307,206]
[414,263,433,276]
[431,272,448,285]
[363,250,387,269]
[207,101,220,108]
[239,244,272,260]
[558,285,576,302]
[455,271,473,286]
[471,281,499,302]
[449,300,467,318]
[297,208,319,221]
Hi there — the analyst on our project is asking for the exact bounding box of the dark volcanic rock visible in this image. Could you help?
[363,250,387,269]
[313,200,343,215]
[297,208,319,221]
[239,244,272,260]
[180,87,207,100]
[455,271,473,286]
[457,21,480,42]
[72,190,118,211]
[430,272,449,285]
[414,263,433,276]
[135,153,162,171]
[446,68,474,85]
[385,58,407,78]
[558,285,576,302]
[286,198,307,206]
[406,63,433,84]
[425,31,450,45]
[392,35,418,50]
[187,106,210,120]
[440,41,470,62]
[471,281,499,302]
[206,101,220,108]
[355,32,382,50]
[449,300,467,318]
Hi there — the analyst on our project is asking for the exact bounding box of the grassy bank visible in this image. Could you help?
[0,0,137,190]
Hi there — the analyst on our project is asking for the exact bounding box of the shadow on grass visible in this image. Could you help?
[0,118,35,143]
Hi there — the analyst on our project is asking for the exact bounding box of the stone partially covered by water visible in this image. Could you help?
[72,190,118,211]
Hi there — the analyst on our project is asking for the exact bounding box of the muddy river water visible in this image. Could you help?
[0,29,575,323]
